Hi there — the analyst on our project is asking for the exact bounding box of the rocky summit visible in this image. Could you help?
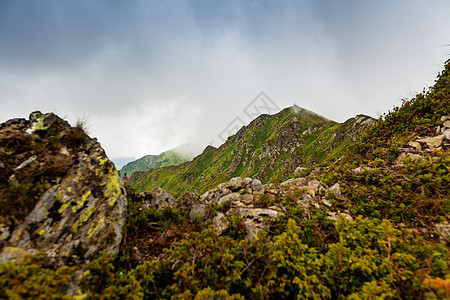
[0,112,127,268]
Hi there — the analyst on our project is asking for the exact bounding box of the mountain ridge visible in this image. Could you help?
[132,105,375,195]
[120,142,201,177]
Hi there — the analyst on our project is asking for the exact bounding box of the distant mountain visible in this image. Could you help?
[120,143,201,177]
[132,105,375,195]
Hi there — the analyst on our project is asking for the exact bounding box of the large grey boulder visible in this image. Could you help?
[0,112,127,267]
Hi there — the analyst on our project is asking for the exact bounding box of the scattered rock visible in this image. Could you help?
[434,222,450,244]
[0,224,10,242]
[280,177,307,187]
[408,141,422,151]
[227,177,251,191]
[327,212,353,222]
[307,180,321,197]
[443,129,450,140]
[218,193,241,205]
[149,187,176,212]
[251,179,263,191]
[443,120,450,129]
[340,213,353,221]
[213,213,229,235]
[328,183,341,197]
[417,135,444,149]
[294,167,307,176]
[395,153,425,166]
[189,204,208,219]
[352,166,372,175]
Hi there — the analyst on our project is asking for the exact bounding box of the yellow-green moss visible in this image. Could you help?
[37,229,46,236]
[97,156,108,166]
[58,202,71,214]
[104,175,120,207]
[71,206,96,234]
[56,190,64,201]
[72,190,91,213]
[87,216,105,238]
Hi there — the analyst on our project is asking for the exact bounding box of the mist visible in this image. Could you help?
[1,0,449,165]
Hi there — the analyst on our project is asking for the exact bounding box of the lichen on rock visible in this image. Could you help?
[0,112,127,268]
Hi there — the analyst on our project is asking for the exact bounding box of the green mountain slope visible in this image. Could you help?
[120,143,199,177]
[132,105,374,195]
[319,58,450,227]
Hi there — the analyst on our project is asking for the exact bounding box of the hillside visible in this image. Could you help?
[1,59,449,299]
[132,105,374,196]
[119,143,199,177]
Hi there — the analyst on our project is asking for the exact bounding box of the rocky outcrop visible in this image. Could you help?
[394,115,450,166]
[0,112,127,267]
[133,175,349,241]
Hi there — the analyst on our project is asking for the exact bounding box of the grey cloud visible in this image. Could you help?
[0,0,449,160]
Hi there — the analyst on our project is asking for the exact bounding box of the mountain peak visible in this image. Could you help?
[282,104,334,122]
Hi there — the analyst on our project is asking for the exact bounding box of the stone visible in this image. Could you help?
[408,141,421,151]
[323,199,332,207]
[189,204,208,219]
[302,193,313,202]
[352,167,372,175]
[213,213,229,235]
[340,213,353,221]
[244,219,260,241]
[0,224,10,242]
[308,180,321,190]
[239,193,254,205]
[318,186,327,196]
[280,177,307,187]
[443,129,450,140]
[218,193,241,205]
[417,135,444,148]
[150,187,177,211]
[228,177,247,190]
[328,183,341,197]
[327,212,353,222]
[434,222,450,243]
[25,189,58,224]
[294,167,307,176]
[395,153,425,166]
[251,179,263,191]
[243,177,253,186]
[227,207,282,240]
[441,116,450,122]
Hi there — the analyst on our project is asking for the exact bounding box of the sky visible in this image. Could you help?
[1,0,450,169]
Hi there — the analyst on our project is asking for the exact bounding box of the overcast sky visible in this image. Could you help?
[1,0,450,168]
